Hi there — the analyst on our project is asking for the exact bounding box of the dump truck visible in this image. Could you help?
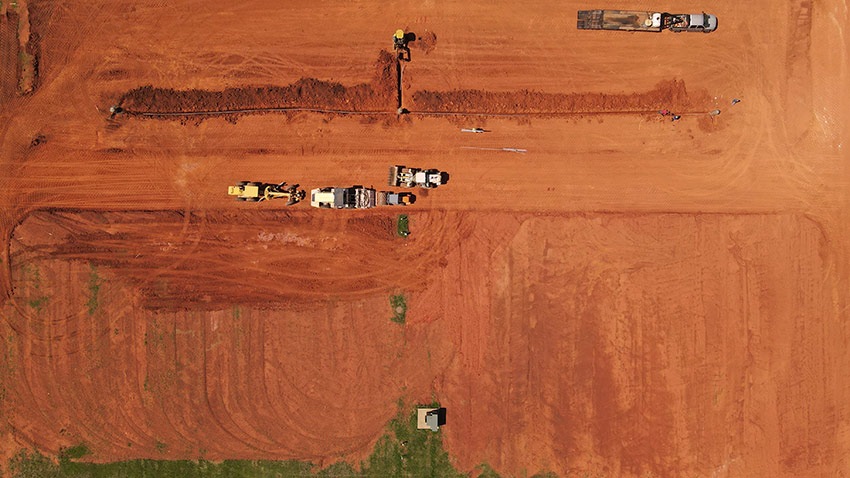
[228,181,306,205]
[310,186,377,209]
[388,165,445,189]
[576,10,717,33]
[377,191,416,206]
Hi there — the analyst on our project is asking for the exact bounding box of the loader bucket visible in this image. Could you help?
[388,165,402,186]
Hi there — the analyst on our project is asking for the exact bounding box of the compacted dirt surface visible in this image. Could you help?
[0,0,848,477]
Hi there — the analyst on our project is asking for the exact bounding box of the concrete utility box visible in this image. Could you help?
[416,407,446,432]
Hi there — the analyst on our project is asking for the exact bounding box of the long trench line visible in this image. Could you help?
[116,51,714,119]
[121,107,711,118]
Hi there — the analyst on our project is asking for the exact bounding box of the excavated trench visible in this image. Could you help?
[396,57,403,111]
[409,79,707,115]
[117,50,398,116]
[114,50,710,120]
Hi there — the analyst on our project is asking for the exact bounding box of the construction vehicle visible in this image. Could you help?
[377,191,416,206]
[228,181,306,205]
[393,29,411,61]
[310,186,377,209]
[577,10,717,33]
[388,165,445,189]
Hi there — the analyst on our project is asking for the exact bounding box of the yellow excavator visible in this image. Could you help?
[393,29,410,61]
[228,181,306,205]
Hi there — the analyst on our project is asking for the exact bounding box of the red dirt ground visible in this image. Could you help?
[0,0,848,477]
[0,10,20,105]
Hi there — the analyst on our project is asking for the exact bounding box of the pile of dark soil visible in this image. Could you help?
[119,50,397,114]
[410,79,708,114]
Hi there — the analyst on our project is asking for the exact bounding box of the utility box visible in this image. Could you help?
[416,407,446,432]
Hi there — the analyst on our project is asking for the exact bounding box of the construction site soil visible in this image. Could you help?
[0,1,848,477]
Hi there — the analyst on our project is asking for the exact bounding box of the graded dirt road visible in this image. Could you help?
[0,0,848,477]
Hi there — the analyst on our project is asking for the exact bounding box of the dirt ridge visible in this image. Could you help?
[410,79,708,114]
[118,50,397,114]
[117,59,706,118]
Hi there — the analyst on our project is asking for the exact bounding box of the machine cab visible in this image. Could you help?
[310,188,337,208]
[670,12,717,32]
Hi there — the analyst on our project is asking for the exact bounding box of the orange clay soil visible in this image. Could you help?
[0,0,848,477]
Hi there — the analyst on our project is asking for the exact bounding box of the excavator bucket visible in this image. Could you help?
[388,165,402,186]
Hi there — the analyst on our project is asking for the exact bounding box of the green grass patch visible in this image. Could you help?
[396,214,410,237]
[390,292,407,324]
[477,463,503,478]
[27,296,48,311]
[365,401,463,478]
[7,403,496,478]
[18,263,41,289]
[59,444,91,461]
[11,452,329,478]
[86,264,103,315]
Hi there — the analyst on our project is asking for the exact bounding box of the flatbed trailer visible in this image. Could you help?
[577,10,718,33]
[577,10,663,31]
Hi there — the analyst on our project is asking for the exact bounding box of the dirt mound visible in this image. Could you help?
[411,30,437,54]
[410,79,709,114]
[116,52,707,120]
[118,51,397,115]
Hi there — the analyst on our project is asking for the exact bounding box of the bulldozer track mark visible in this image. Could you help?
[7,209,448,310]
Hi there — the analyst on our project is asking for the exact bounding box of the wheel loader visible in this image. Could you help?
[388,165,445,189]
[228,181,306,205]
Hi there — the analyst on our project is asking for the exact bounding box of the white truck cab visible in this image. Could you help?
[669,12,718,33]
